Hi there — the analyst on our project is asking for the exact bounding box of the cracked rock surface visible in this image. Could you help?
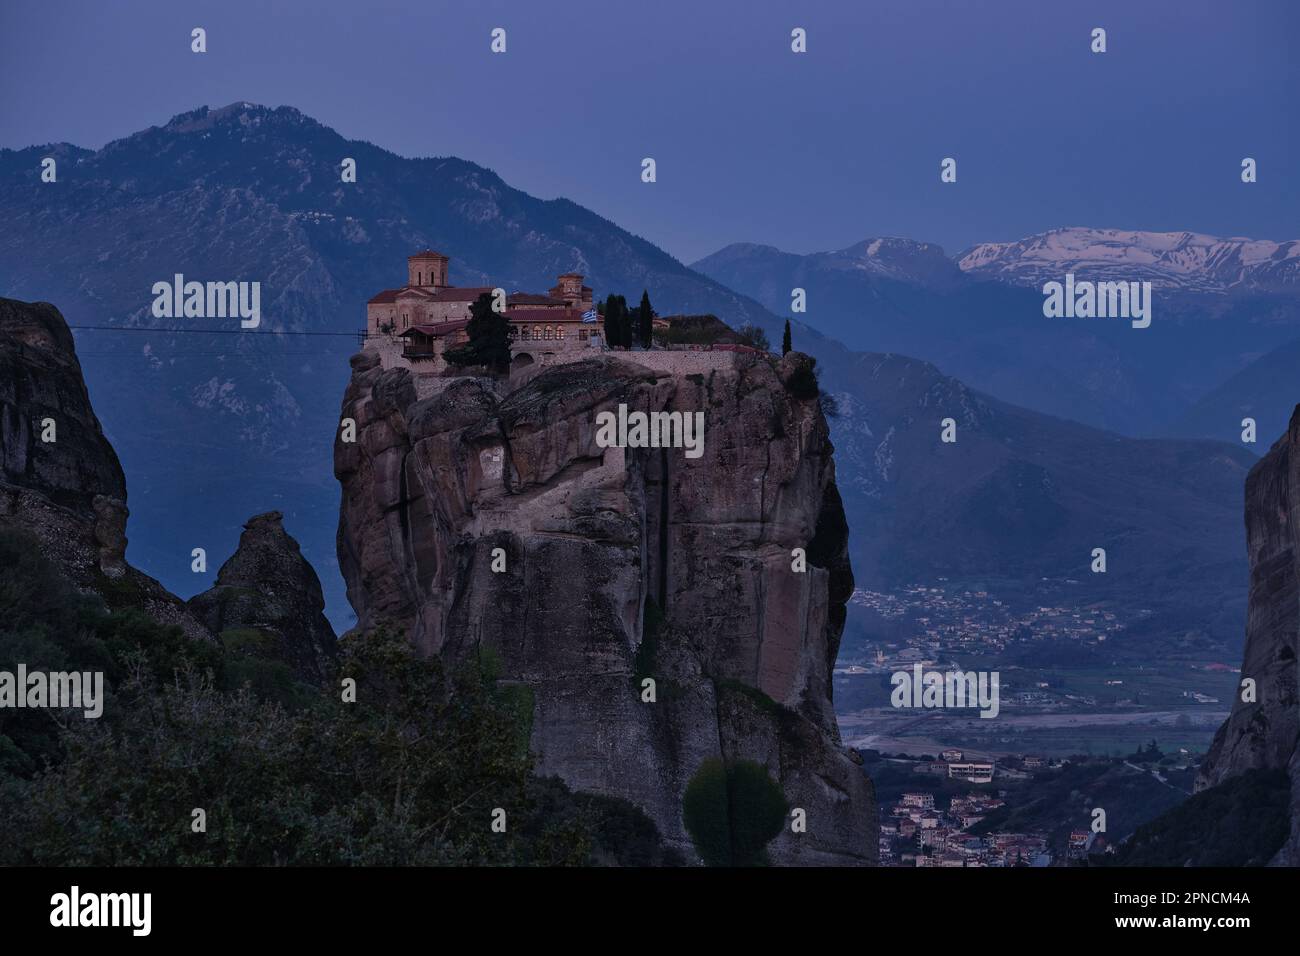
[1198,405,1300,865]
[336,350,875,864]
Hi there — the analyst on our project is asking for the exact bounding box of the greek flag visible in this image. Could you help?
[581,309,597,322]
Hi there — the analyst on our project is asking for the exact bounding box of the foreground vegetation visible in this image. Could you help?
[0,528,667,865]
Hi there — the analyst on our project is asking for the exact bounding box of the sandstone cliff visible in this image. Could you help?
[0,297,207,640]
[1197,405,1300,865]
[187,511,338,684]
[335,349,875,864]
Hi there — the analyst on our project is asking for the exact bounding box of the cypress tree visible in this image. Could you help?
[603,294,620,347]
[637,290,653,349]
[782,319,792,355]
[614,294,630,349]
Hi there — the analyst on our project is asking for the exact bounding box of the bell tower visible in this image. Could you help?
[408,250,449,288]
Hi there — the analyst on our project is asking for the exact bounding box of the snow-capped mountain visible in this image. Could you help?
[958,227,1300,294]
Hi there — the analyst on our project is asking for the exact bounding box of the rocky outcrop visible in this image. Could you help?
[187,511,338,684]
[1197,405,1300,865]
[0,297,208,640]
[335,349,875,864]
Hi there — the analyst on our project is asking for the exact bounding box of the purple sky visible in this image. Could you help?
[2,0,1296,263]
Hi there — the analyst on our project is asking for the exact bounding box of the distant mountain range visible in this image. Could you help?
[0,104,1267,649]
[823,350,1252,650]
[958,227,1300,295]
[695,229,1300,441]
[0,103,780,625]
[1170,336,1300,447]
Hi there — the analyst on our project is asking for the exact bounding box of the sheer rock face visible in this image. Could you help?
[0,297,208,641]
[187,511,338,684]
[1197,405,1300,865]
[335,350,875,865]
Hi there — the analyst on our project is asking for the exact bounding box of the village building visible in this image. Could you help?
[947,761,995,783]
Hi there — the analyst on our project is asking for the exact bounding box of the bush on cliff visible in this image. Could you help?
[784,354,820,399]
[783,353,838,417]
[682,757,788,866]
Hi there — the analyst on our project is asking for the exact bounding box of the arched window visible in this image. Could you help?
[544,326,554,340]
[519,326,529,340]
[533,325,542,340]
[555,326,565,340]
[417,271,422,285]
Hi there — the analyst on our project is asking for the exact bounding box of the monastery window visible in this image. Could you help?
[579,329,588,341]
[555,326,565,340]
[533,325,542,340]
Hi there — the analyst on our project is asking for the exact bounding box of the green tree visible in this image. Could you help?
[445,292,511,371]
[636,290,654,349]
[602,294,619,348]
[603,294,633,349]
[682,758,787,866]
[781,319,792,356]
[615,294,631,348]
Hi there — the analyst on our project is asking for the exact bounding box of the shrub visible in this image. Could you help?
[682,757,788,866]
[785,355,821,400]
[682,759,731,865]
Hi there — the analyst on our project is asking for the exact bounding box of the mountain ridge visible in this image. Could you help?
[958,226,1300,294]
[0,103,1262,654]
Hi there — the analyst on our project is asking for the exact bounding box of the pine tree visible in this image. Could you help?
[782,319,792,356]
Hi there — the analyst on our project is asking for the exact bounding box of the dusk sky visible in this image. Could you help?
[2,0,1296,263]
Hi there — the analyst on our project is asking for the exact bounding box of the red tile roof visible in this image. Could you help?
[508,293,567,306]
[428,286,495,303]
[400,320,469,337]
[408,249,448,260]
[367,288,405,304]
